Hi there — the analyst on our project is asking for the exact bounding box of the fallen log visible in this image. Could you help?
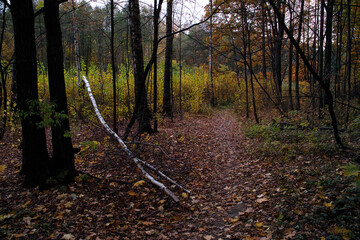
[82,76,190,202]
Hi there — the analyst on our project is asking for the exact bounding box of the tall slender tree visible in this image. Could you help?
[44,0,76,183]
[126,0,153,136]
[163,0,174,116]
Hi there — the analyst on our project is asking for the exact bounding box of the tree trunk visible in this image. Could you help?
[71,0,81,86]
[241,3,249,118]
[248,24,259,123]
[288,9,293,111]
[345,0,351,123]
[0,5,8,141]
[163,0,173,116]
[10,0,50,186]
[209,0,215,107]
[295,0,305,110]
[110,0,118,133]
[127,0,153,135]
[44,0,76,184]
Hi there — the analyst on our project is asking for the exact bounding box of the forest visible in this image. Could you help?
[0,0,360,239]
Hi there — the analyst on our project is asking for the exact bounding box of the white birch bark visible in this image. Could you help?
[82,76,190,202]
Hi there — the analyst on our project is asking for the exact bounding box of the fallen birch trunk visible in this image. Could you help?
[82,76,190,202]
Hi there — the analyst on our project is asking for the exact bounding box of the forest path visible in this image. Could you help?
[157,108,275,239]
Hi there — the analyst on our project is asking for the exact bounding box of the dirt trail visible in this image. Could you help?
[158,109,275,239]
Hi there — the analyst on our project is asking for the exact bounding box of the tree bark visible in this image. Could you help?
[44,0,76,183]
[110,0,118,133]
[10,0,50,186]
[295,0,305,110]
[127,0,153,135]
[163,0,173,116]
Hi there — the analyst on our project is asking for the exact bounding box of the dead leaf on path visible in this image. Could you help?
[256,198,268,203]
[139,221,154,226]
[182,192,189,199]
[230,216,239,223]
[13,233,25,238]
[62,233,75,240]
[284,228,296,239]
[204,235,214,240]
[133,180,146,187]
[255,222,264,228]
[0,165,6,173]
[128,191,138,196]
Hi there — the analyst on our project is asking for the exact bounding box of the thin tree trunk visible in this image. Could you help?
[163,0,174,116]
[125,0,153,137]
[295,0,305,110]
[209,0,215,107]
[0,5,7,140]
[288,9,293,111]
[153,0,159,132]
[179,0,183,119]
[71,0,81,86]
[247,24,259,123]
[110,0,118,133]
[44,0,76,183]
[318,0,325,115]
[242,3,249,118]
[345,0,351,123]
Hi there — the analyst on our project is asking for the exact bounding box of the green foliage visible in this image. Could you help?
[243,120,335,159]
[343,164,360,188]
[17,100,68,128]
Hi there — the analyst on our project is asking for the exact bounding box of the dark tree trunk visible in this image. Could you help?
[110,0,118,133]
[153,0,163,131]
[318,0,325,114]
[247,24,259,123]
[44,0,76,183]
[345,0,351,123]
[10,0,50,186]
[0,5,8,141]
[163,0,173,116]
[324,0,334,91]
[288,9,294,111]
[127,0,153,134]
[241,3,249,118]
[295,0,305,110]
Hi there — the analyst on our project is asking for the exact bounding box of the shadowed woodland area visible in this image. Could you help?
[0,0,360,239]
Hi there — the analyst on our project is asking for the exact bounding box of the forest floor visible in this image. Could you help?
[0,108,359,239]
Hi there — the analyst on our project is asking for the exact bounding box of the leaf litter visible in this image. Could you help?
[0,109,359,239]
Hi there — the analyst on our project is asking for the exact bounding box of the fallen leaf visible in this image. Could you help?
[284,228,296,239]
[62,233,75,240]
[128,191,138,196]
[204,235,214,240]
[133,180,146,187]
[139,221,154,226]
[13,233,25,238]
[0,165,6,173]
[256,198,268,203]
[182,192,189,199]
[255,222,264,228]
